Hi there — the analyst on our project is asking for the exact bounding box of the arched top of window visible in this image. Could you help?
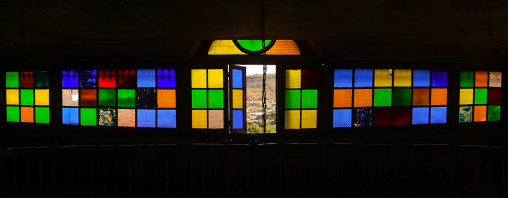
[208,40,300,55]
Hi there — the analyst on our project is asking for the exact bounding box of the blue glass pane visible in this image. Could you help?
[157,110,176,128]
[354,69,373,87]
[413,70,430,87]
[62,107,79,125]
[137,109,156,127]
[137,69,155,87]
[62,70,79,88]
[412,107,429,124]
[80,70,97,88]
[232,69,243,89]
[157,69,176,88]
[333,109,352,127]
[334,69,352,87]
[432,70,448,87]
[354,108,372,127]
[232,110,243,129]
[431,107,447,124]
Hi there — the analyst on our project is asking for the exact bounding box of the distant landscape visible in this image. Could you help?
[246,73,276,133]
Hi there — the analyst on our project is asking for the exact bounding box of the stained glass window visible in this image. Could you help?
[459,71,501,122]
[208,40,300,55]
[333,69,448,127]
[285,69,318,129]
[191,69,225,129]
[6,71,50,123]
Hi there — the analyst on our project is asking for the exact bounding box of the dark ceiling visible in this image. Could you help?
[1,0,508,64]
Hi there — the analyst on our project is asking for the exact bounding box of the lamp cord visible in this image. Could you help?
[261,0,267,134]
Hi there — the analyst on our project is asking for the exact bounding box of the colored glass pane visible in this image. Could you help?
[355,69,373,87]
[136,88,157,108]
[474,105,487,122]
[208,40,247,55]
[373,108,391,126]
[459,89,473,105]
[393,89,411,106]
[460,71,474,87]
[6,89,19,105]
[192,110,207,128]
[117,109,135,127]
[302,110,317,128]
[208,90,224,108]
[191,69,207,88]
[157,69,176,88]
[62,89,79,106]
[117,69,136,88]
[191,90,207,108]
[374,69,392,87]
[208,69,223,88]
[412,88,429,106]
[394,69,411,87]
[232,69,243,89]
[334,69,352,87]
[354,89,372,107]
[158,110,176,128]
[474,88,487,104]
[19,72,33,88]
[62,70,79,88]
[35,71,49,88]
[488,88,501,104]
[236,40,273,51]
[80,89,97,107]
[20,89,34,106]
[430,107,447,124]
[413,70,430,87]
[333,109,352,128]
[137,69,155,87]
[459,106,472,122]
[117,89,135,108]
[302,90,317,109]
[232,110,243,129]
[35,107,50,124]
[6,106,20,122]
[393,107,411,125]
[157,89,176,108]
[432,70,448,87]
[412,107,429,125]
[489,72,502,87]
[80,70,97,88]
[99,108,117,126]
[80,108,97,126]
[34,89,49,106]
[286,70,301,89]
[98,89,116,107]
[488,105,501,121]
[265,40,300,55]
[137,109,156,127]
[20,107,34,123]
[374,89,392,107]
[285,110,300,129]
[475,71,488,87]
[333,89,352,107]
[208,110,224,129]
[301,69,318,89]
[285,90,301,109]
[62,108,79,125]
[6,72,19,88]
[431,88,447,105]
[232,89,243,109]
[98,70,116,87]
[355,108,372,127]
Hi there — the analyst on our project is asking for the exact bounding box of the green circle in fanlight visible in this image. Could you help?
[236,40,274,52]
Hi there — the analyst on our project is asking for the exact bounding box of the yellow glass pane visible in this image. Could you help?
[35,89,49,106]
[459,89,473,105]
[208,69,223,88]
[301,110,317,129]
[192,110,207,129]
[21,107,34,123]
[285,110,300,129]
[334,89,352,107]
[265,40,300,55]
[474,106,487,122]
[118,109,135,127]
[208,40,247,55]
[431,88,447,105]
[286,69,301,89]
[157,89,176,108]
[232,89,243,109]
[374,69,392,87]
[191,69,207,88]
[208,110,224,129]
[6,89,19,105]
[394,69,411,87]
[354,89,372,107]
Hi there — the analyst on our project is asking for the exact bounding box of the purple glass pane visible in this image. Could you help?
[157,69,176,87]
[432,70,448,87]
[80,70,97,88]
[62,70,79,88]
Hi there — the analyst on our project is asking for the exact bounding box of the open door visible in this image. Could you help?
[229,65,247,133]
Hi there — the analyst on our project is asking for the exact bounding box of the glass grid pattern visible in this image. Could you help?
[6,71,50,123]
[459,71,502,122]
[191,69,224,129]
[285,69,318,129]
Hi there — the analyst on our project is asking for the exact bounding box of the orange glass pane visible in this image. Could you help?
[21,107,34,123]
[354,89,372,107]
[265,40,300,55]
[474,106,487,122]
[118,109,135,127]
[475,71,488,87]
[80,89,97,107]
[431,88,447,105]
[334,89,352,107]
[413,88,429,106]
[157,89,176,108]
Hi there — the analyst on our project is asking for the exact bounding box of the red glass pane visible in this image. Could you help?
[20,71,33,88]
[301,69,318,89]
[393,107,411,125]
[98,70,116,87]
[488,88,501,105]
[81,89,97,107]
[117,69,136,88]
[373,107,391,126]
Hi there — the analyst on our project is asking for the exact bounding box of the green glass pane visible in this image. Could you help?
[285,90,301,109]
[118,89,135,108]
[80,108,97,126]
[6,106,20,122]
[474,88,487,104]
[302,89,317,109]
[35,71,50,88]
[488,105,501,121]
[237,40,273,51]
[192,90,207,108]
[6,72,19,88]
[20,89,34,105]
[374,89,392,107]
[35,107,49,123]
[208,89,224,108]
[98,89,116,107]
[460,71,474,87]
[393,89,411,106]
